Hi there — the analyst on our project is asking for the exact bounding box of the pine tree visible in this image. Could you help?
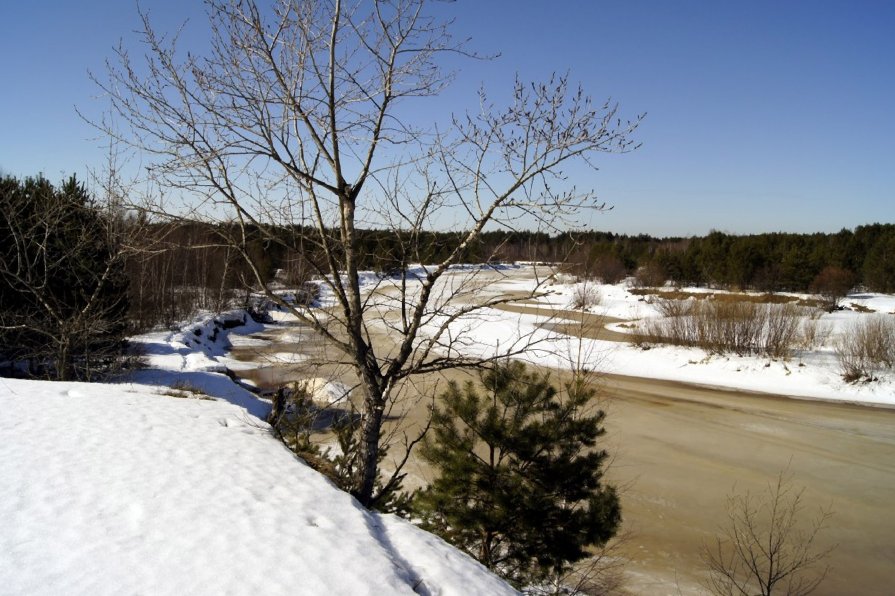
[0,175,129,380]
[414,361,620,588]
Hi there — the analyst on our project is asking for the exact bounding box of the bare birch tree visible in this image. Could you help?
[95,0,641,507]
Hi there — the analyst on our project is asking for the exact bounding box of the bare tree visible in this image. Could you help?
[95,0,642,507]
[809,266,855,312]
[702,470,835,596]
[547,532,630,596]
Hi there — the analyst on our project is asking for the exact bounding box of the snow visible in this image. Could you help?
[264,352,309,365]
[511,277,895,405]
[358,266,895,407]
[129,310,265,375]
[0,310,516,595]
[4,262,890,593]
[178,265,892,409]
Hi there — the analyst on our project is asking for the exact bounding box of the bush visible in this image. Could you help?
[810,266,855,312]
[639,298,805,359]
[797,312,832,352]
[835,316,895,382]
[633,261,666,288]
[591,254,627,284]
[702,469,834,596]
[569,282,601,310]
[763,303,803,359]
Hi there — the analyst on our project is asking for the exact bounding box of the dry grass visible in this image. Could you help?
[849,302,875,313]
[161,381,215,400]
[629,288,826,308]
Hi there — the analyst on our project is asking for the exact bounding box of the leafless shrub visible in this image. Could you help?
[640,299,805,358]
[565,534,629,595]
[835,315,895,382]
[639,298,695,347]
[527,532,630,595]
[810,266,855,312]
[797,312,832,352]
[552,273,579,286]
[708,301,767,355]
[590,255,627,285]
[702,470,835,596]
[655,297,694,318]
[287,281,320,307]
[563,252,626,285]
[763,303,803,359]
[569,283,601,311]
[633,261,666,288]
[863,317,895,366]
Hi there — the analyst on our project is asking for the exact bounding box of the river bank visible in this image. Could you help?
[223,302,895,595]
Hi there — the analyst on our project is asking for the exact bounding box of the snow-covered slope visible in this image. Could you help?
[0,377,515,595]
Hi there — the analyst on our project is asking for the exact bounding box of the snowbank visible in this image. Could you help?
[0,378,515,595]
[0,305,515,594]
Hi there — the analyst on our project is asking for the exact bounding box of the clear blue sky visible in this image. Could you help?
[1,1,893,237]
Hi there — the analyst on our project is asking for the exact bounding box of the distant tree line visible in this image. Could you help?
[123,223,895,328]
[347,225,895,293]
[560,226,895,293]
[299,225,894,294]
[7,187,895,324]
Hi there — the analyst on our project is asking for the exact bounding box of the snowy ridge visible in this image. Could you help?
[126,310,272,419]
[130,309,263,374]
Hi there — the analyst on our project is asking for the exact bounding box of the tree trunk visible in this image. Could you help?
[356,383,385,506]
[58,338,71,382]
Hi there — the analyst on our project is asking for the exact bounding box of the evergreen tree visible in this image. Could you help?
[414,361,620,588]
[0,175,129,380]
[863,233,895,293]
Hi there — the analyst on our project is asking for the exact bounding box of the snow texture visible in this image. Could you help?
[0,378,515,596]
[0,307,515,595]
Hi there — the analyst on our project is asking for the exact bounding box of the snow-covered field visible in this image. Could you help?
[357,265,895,406]
[0,311,515,595]
[533,275,895,405]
